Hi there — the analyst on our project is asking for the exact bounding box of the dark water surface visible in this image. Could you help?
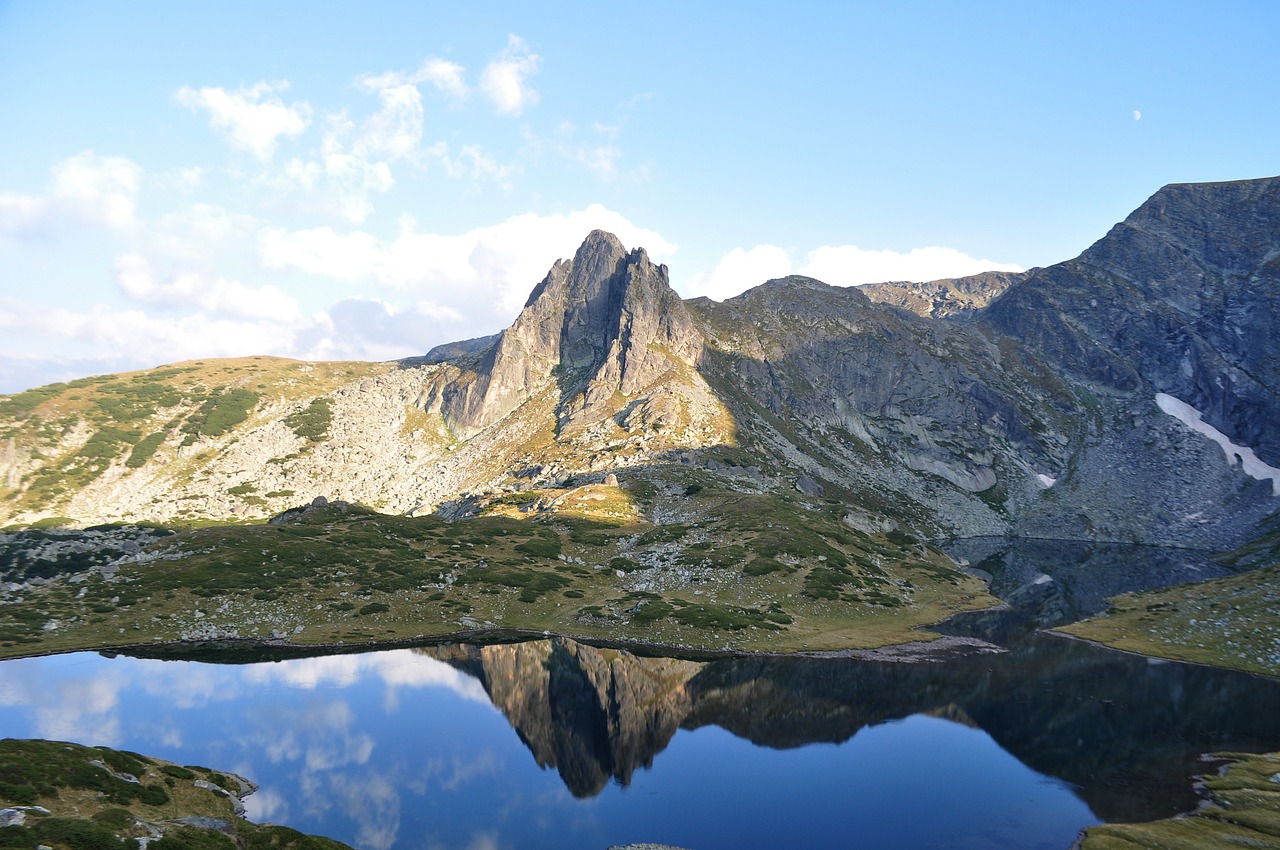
[3,631,1280,850]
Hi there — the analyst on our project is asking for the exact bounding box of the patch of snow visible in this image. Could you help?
[1036,473,1057,489]
[1155,393,1280,496]
[1032,574,1054,585]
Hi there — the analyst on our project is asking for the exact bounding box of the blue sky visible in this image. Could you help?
[1,0,1277,392]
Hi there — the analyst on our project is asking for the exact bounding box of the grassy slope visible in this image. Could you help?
[1056,528,1280,679]
[0,357,387,523]
[0,738,352,850]
[0,480,996,659]
[1077,751,1280,850]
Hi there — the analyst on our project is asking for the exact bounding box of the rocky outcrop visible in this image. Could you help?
[420,333,499,364]
[426,231,704,438]
[861,269,1027,319]
[983,177,1280,464]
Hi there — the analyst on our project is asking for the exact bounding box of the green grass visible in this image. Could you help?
[1058,563,1280,678]
[284,397,332,442]
[1078,751,1280,849]
[182,388,260,439]
[0,489,997,657]
[125,432,167,468]
[0,739,356,850]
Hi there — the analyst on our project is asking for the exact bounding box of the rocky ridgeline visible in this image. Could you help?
[1,178,1278,551]
[860,269,1027,319]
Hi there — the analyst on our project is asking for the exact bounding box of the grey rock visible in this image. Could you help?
[427,230,704,438]
[862,269,1028,319]
[795,474,824,497]
[420,333,500,364]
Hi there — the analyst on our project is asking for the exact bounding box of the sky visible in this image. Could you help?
[1,0,1277,393]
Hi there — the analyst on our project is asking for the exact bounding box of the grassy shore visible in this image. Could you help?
[1055,563,1280,680]
[0,738,353,850]
[0,487,997,660]
[1076,750,1280,849]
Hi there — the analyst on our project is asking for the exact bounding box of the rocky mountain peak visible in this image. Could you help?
[1103,176,1280,275]
[429,230,703,437]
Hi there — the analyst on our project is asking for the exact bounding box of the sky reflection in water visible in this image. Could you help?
[3,645,1100,850]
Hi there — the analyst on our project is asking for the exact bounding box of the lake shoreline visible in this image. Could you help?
[10,624,1009,666]
[1046,627,1280,682]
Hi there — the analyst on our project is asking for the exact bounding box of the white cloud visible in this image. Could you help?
[0,297,301,368]
[418,57,470,100]
[353,84,424,162]
[0,150,142,236]
[427,142,518,187]
[114,252,301,321]
[271,108,399,224]
[176,81,312,160]
[260,226,382,281]
[359,57,470,104]
[799,244,1022,285]
[52,152,143,228]
[678,242,1023,301]
[564,144,622,179]
[152,203,257,261]
[480,34,541,115]
[681,245,792,302]
[260,204,676,319]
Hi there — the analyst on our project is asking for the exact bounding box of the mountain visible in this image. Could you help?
[2,177,1278,555]
[421,635,1280,823]
[860,269,1028,319]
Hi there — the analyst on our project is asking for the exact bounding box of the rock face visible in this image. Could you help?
[2,177,1278,551]
[427,230,704,437]
[983,178,1280,465]
[424,638,700,797]
[861,270,1027,319]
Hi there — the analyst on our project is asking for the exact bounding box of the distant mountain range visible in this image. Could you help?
[3,177,1278,553]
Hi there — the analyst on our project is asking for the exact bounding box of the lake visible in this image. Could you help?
[3,629,1280,850]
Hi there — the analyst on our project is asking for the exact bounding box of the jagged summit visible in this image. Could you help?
[982,175,1280,464]
[426,230,703,437]
[3,177,1279,554]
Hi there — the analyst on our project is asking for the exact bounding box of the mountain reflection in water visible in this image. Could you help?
[3,629,1279,850]
[938,538,1229,642]
[421,633,1280,823]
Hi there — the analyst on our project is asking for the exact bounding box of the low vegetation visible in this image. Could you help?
[0,738,354,850]
[283,397,332,442]
[1077,751,1280,849]
[0,480,997,658]
[1057,563,1280,678]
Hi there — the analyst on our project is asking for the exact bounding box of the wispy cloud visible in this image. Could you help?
[175,81,312,161]
[679,243,1022,301]
[480,34,541,115]
[0,150,142,237]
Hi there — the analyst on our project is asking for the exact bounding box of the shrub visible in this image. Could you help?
[126,432,166,468]
[151,827,236,850]
[183,389,260,438]
[284,397,333,442]
[514,535,561,559]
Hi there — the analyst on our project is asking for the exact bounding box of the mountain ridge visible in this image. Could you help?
[2,177,1278,557]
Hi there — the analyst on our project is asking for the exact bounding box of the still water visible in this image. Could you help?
[3,632,1280,850]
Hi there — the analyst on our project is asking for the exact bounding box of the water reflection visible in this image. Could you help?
[1,634,1278,850]
[421,634,1280,823]
[938,538,1228,642]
